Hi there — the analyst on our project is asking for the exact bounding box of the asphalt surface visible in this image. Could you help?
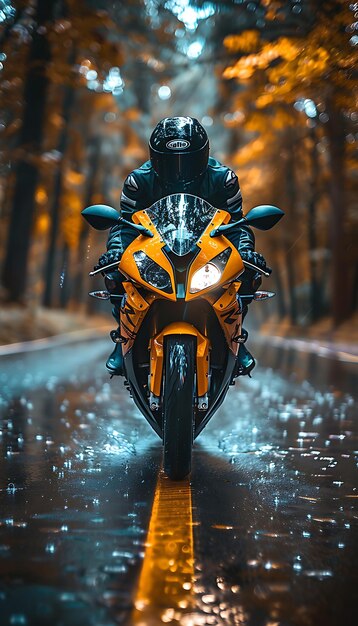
[0,336,357,626]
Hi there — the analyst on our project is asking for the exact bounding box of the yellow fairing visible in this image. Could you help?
[185,209,244,302]
[120,282,155,356]
[149,322,210,397]
[119,210,176,301]
[211,282,243,356]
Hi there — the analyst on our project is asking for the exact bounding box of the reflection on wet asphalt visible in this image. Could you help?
[0,339,357,626]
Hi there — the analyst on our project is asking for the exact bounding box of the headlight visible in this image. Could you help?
[133,251,173,293]
[189,247,232,294]
[190,263,222,293]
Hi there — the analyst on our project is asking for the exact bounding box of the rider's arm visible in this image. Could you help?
[220,168,243,220]
[217,168,254,252]
[219,168,269,273]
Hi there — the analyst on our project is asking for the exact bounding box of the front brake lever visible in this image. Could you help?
[242,259,271,277]
[89,261,120,276]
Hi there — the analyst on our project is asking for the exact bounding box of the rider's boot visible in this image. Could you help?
[231,270,261,380]
[106,300,124,376]
[235,328,255,377]
[106,330,124,376]
[236,342,255,377]
[101,272,125,376]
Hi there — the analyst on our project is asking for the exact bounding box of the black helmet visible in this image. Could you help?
[149,116,209,184]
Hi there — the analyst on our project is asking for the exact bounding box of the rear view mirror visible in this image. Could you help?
[210,204,284,237]
[82,204,154,238]
[243,205,284,230]
[82,204,120,230]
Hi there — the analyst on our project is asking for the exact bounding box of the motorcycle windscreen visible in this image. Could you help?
[146,194,216,256]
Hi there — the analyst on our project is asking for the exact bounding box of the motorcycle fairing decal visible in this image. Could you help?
[120,282,153,355]
[220,305,241,326]
[121,319,137,342]
[185,210,244,301]
[220,290,242,326]
[119,211,176,301]
[212,282,242,355]
[149,322,210,398]
[121,300,136,329]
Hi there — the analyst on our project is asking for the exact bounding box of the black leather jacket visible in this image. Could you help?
[106,157,255,254]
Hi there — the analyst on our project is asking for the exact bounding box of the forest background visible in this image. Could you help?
[0,0,357,344]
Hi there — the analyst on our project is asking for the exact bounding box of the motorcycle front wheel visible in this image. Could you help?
[163,335,196,480]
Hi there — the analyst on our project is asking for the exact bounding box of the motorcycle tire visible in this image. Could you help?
[163,335,196,480]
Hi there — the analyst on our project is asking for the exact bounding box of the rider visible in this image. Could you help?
[95,116,271,377]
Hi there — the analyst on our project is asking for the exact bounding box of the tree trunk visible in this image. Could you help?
[307,127,321,322]
[273,264,286,318]
[2,0,55,302]
[286,249,297,325]
[283,132,298,325]
[59,243,70,308]
[73,136,101,306]
[326,95,350,325]
[42,48,76,307]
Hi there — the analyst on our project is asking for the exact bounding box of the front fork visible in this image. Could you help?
[117,280,242,410]
[148,283,243,412]
[149,323,210,412]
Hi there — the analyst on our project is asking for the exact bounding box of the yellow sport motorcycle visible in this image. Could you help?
[82,194,283,479]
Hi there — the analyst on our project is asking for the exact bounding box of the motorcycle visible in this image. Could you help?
[82,194,283,480]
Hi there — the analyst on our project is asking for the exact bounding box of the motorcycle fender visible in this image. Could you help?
[120,282,152,355]
[212,282,242,356]
[149,322,210,398]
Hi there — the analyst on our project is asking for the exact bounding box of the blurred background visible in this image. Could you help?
[0,0,357,345]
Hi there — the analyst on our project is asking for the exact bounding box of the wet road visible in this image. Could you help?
[0,337,357,626]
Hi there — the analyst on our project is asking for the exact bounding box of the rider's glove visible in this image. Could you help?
[240,250,272,275]
[94,249,122,273]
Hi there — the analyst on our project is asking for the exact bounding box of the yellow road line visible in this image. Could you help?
[132,469,195,624]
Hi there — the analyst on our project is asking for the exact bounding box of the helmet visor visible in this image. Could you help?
[150,140,209,184]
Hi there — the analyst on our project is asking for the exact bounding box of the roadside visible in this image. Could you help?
[258,313,358,359]
[0,306,112,397]
[0,305,112,347]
